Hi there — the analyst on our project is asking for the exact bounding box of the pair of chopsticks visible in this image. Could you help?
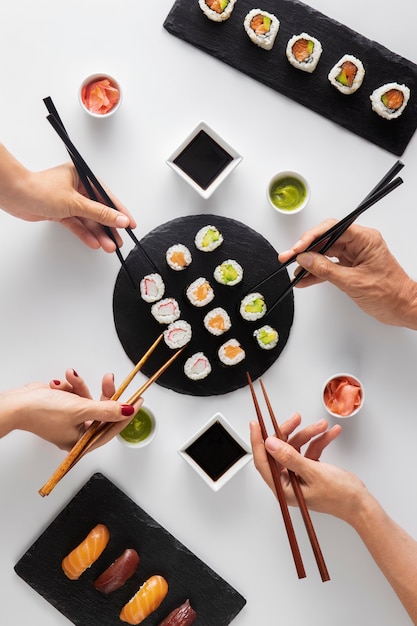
[38,334,183,497]
[250,160,404,316]
[247,372,329,581]
[43,97,158,286]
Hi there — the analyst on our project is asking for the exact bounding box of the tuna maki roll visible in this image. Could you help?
[166,244,192,271]
[139,273,165,303]
[243,9,280,51]
[198,0,237,22]
[151,298,181,324]
[184,352,212,380]
[218,339,246,365]
[186,277,215,307]
[253,325,279,350]
[195,225,223,252]
[286,33,323,73]
[203,307,232,336]
[370,82,410,120]
[240,292,267,321]
[328,54,365,95]
[213,259,243,286]
[164,320,192,349]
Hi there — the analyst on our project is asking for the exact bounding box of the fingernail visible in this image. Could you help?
[115,215,129,228]
[121,404,135,417]
[265,436,282,451]
[53,379,61,386]
[72,369,79,377]
[298,252,313,268]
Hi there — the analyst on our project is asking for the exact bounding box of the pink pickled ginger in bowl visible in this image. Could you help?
[322,373,364,418]
[79,73,122,117]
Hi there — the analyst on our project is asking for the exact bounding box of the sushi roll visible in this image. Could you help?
[286,33,323,73]
[184,352,212,380]
[213,259,243,286]
[240,292,266,321]
[164,320,192,349]
[253,325,279,350]
[194,225,223,252]
[186,277,215,307]
[218,338,245,366]
[151,297,181,324]
[203,307,232,336]
[166,243,192,271]
[198,0,237,22]
[139,273,165,303]
[370,82,410,120]
[328,54,365,94]
[243,9,280,51]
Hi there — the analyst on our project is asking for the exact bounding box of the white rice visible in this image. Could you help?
[198,0,237,22]
[203,307,232,336]
[243,9,280,51]
[164,320,192,349]
[240,292,267,321]
[218,339,246,366]
[166,243,192,271]
[151,298,181,324]
[194,225,223,252]
[213,259,243,286]
[286,33,323,73]
[370,82,410,120]
[253,325,279,350]
[139,273,165,303]
[186,277,215,307]
[184,352,212,380]
[328,54,365,95]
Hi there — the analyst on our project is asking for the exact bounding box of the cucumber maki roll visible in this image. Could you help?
[286,33,323,73]
[198,0,237,22]
[213,259,243,286]
[328,54,365,95]
[243,9,280,51]
[370,82,410,120]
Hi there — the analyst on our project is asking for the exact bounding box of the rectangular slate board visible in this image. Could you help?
[163,0,417,155]
[15,473,246,626]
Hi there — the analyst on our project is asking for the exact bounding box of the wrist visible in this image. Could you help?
[396,277,417,330]
[0,390,19,438]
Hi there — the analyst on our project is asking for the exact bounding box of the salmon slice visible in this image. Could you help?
[206,0,224,12]
[194,282,210,300]
[209,315,226,330]
[250,14,270,35]
[292,38,312,62]
[382,89,404,110]
[120,575,168,625]
[224,344,243,359]
[338,61,357,87]
[170,251,187,267]
[62,524,110,580]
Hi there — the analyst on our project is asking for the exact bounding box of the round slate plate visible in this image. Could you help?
[113,215,294,396]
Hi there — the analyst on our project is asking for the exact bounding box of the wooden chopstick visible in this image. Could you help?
[259,380,330,582]
[38,335,181,497]
[246,373,306,579]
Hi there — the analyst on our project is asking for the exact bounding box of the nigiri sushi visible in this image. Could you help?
[93,548,140,594]
[157,599,197,626]
[120,574,169,625]
[62,523,110,580]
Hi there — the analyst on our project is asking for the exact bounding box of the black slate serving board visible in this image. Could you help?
[15,473,246,626]
[163,0,417,156]
[113,214,294,396]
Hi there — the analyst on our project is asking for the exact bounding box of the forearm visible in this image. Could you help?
[0,144,32,215]
[395,276,417,330]
[0,391,18,439]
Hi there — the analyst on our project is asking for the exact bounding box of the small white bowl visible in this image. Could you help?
[166,121,242,199]
[322,373,365,419]
[117,406,157,448]
[267,170,310,214]
[178,412,252,491]
[79,73,122,118]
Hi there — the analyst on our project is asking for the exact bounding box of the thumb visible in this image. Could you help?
[297,251,349,288]
[86,399,140,423]
[265,437,312,478]
[75,195,132,229]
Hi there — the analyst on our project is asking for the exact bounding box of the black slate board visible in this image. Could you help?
[113,215,294,396]
[15,473,246,626]
[163,0,417,156]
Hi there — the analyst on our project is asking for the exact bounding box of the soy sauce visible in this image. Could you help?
[185,420,246,481]
[173,130,233,190]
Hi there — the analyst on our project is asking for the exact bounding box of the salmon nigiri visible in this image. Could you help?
[120,574,168,625]
[62,523,110,580]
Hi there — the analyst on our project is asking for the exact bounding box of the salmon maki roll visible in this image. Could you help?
[286,33,323,73]
[198,0,237,22]
[244,9,280,51]
[120,574,169,625]
[62,523,110,580]
[328,54,365,94]
[370,82,410,120]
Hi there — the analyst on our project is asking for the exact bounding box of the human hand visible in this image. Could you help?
[278,221,417,328]
[2,369,141,451]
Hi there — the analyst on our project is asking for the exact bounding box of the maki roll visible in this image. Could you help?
[164,320,192,349]
[186,277,215,307]
[243,9,280,51]
[166,244,192,271]
[370,82,410,120]
[253,325,279,350]
[203,307,232,336]
[184,352,212,380]
[194,225,223,252]
[240,292,267,321]
[218,339,245,366]
[328,54,365,94]
[198,0,237,22]
[213,259,243,286]
[139,273,165,303]
[286,33,323,73]
[151,298,181,324]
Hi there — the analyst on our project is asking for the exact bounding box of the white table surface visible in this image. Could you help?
[1,1,417,624]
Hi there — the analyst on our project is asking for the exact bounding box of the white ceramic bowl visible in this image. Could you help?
[178,412,252,491]
[267,170,310,214]
[79,73,122,118]
[166,121,242,199]
[322,372,365,419]
[117,406,157,448]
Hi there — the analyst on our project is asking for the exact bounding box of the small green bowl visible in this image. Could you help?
[117,406,157,448]
[267,170,310,215]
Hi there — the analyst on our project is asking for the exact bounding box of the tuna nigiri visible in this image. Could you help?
[93,548,140,594]
[120,574,168,625]
[62,523,110,580]
[157,599,197,626]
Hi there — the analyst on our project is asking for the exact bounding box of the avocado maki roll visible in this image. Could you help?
[286,33,323,73]
[213,259,243,286]
[198,0,237,22]
[328,54,365,94]
[253,325,279,350]
[194,225,223,252]
[370,82,410,120]
[240,292,267,321]
[243,9,280,51]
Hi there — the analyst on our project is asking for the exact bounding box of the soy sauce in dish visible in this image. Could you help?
[173,130,233,190]
[185,420,246,481]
